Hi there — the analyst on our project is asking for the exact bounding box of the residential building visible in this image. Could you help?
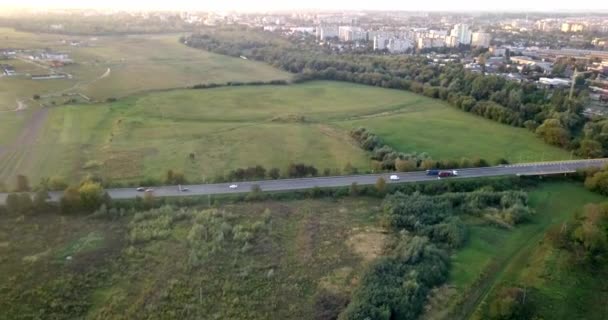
[471,32,491,48]
[445,35,459,48]
[489,46,507,56]
[317,25,339,40]
[338,26,366,42]
[387,38,412,53]
[510,56,536,65]
[561,22,585,32]
[450,24,471,45]
[374,35,388,50]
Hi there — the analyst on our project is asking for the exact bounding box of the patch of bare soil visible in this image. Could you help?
[295,213,321,264]
[346,227,387,262]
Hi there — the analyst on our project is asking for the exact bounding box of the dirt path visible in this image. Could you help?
[0,100,28,113]
[0,107,50,179]
[99,68,111,79]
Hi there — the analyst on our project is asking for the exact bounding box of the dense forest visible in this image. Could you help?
[183,28,608,158]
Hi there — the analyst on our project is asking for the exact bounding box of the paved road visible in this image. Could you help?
[1,158,607,204]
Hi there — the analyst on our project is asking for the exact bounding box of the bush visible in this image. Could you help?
[246,184,263,201]
[313,290,349,320]
[15,174,30,192]
[487,287,533,320]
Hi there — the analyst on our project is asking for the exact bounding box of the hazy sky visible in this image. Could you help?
[2,0,608,12]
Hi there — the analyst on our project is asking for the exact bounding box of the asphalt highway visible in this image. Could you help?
[1,158,607,204]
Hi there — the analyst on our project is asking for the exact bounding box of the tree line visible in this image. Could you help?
[184,29,604,158]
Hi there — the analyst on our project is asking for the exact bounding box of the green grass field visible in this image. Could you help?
[0,81,574,184]
[0,28,290,110]
[0,198,382,319]
[442,182,607,320]
[341,102,571,163]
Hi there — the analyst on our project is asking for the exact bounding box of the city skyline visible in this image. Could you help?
[2,0,608,12]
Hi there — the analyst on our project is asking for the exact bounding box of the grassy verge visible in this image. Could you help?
[439,182,606,320]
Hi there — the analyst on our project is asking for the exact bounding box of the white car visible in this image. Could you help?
[136,187,145,192]
[389,175,400,181]
[145,188,154,193]
[229,184,238,189]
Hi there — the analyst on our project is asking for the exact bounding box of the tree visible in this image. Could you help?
[375,177,387,194]
[5,193,19,214]
[143,191,155,209]
[487,287,531,320]
[79,181,108,211]
[585,170,608,195]
[33,189,50,212]
[48,176,68,190]
[344,162,355,174]
[60,186,81,214]
[268,168,281,179]
[246,184,263,201]
[15,174,30,192]
[536,118,570,147]
[17,193,33,215]
[395,159,417,172]
[165,169,174,183]
[578,139,603,158]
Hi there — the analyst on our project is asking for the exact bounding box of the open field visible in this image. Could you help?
[440,182,607,320]
[0,81,573,184]
[0,198,382,319]
[341,102,571,163]
[0,28,290,110]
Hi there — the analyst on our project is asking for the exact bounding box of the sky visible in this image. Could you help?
[1,0,608,12]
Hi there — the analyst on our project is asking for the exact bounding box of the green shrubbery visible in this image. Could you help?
[187,208,271,267]
[128,206,189,244]
[341,188,534,319]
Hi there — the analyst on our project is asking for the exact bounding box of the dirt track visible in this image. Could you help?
[0,107,50,180]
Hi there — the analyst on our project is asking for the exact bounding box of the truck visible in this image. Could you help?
[438,170,459,178]
[426,169,440,176]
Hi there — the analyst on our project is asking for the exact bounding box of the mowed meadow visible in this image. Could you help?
[0,81,572,184]
[0,28,290,110]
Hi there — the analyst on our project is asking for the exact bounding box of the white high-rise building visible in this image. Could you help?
[374,35,388,50]
[317,25,339,40]
[445,35,459,48]
[450,24,471,45]
[471,32,491,48]
[338,26,366,42]
[387,39,412,53]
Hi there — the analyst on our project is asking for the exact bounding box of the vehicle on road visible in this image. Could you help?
[426,169,440,176]
[389,175,400,181]
[438,170,458,179]
[136,187,145,192]
[145,188,154,192]
[229,184,238,189]
[178,185,189,192]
